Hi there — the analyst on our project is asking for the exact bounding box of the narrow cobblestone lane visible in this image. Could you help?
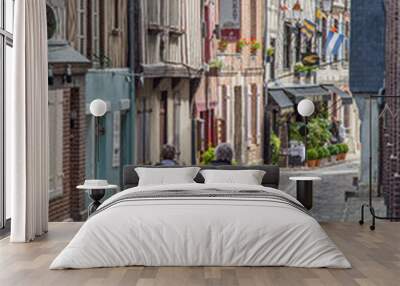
[280,158,387,222]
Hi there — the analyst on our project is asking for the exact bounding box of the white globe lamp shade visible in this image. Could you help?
[297,99,315,117]
[90,99,107,117]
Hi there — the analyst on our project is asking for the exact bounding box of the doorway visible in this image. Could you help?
[234,86,242,163]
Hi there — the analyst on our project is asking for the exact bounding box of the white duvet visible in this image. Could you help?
[50,183,351,269]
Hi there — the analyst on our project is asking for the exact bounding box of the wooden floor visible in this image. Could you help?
[0,222,399,286]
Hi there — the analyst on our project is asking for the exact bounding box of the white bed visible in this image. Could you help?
[50,183,351,269]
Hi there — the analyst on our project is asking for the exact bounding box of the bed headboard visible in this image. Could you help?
[122,165,280,190]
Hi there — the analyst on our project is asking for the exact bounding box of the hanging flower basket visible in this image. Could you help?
[236,39,248,53]
[218,40,228,52]
[249,39,261,55]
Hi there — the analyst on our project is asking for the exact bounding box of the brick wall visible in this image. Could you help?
[382,0,400,219]
[48,85,86,222]
[69,87,86,221]
[48,89,72,221]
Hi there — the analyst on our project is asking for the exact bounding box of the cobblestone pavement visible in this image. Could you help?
[280,158,387,222]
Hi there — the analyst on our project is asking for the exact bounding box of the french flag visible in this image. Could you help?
[325,31,345,56]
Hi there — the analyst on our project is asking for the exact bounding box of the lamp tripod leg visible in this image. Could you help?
[359,204,365,225]
[370,206,376,231]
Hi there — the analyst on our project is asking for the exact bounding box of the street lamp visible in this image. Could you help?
[297,99,315,165]
[298,99,315,117]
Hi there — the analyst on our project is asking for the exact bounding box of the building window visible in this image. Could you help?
[216,85,228,144]
[169,0,179,28]
[295,27,301,63]
[221,85,228,142]
[251,84,258,144]
[345,21,350,61]
[269,38,276,80]
[283,23,292,69]
[250,0,257,39]
[77,0,86,55]
[114,0,119,29]
[1,0,14,228]
[160,91,168,145]
[136,97,152,164]
[321,18,327,62]
[148,0,161,25]
[173,93,181,159]
[204,5,211,62]
[92,0,100,58]
[197,114,206,152]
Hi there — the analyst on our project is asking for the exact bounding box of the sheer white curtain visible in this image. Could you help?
[7,0,49,242]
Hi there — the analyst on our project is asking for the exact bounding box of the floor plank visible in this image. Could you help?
[0,222,399,286]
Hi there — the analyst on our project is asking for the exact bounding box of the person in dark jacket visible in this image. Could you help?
[158,144,178,166]
[211,143,234,165]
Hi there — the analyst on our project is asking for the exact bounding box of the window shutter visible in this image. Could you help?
[226,85,232,144]
[173,95,181,155]
[217,85,222,119]
[247,85,252,146]
[256,88,262,145]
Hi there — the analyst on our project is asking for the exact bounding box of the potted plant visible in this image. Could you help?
[236,38,247,53]
[208,59,223,75]
[317,146,330,166]
[208,58,224,74]
[294,62,306,78]
[270,133,281,165]
[328,144,339,161]
[201,147,215,165]
[266,47,275,62]
[315,148,322,167]
[307,148,318,168]
[336,143,349,160]
[335,144,342,160]
[218,39,228,52]
[342,143,349,160]
[249,39,261,55]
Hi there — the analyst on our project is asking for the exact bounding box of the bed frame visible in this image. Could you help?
[122,165,280,190]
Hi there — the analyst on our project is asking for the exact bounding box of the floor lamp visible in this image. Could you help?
[297,99,315,165]
[77,99,117,216]
[90,99,107,178]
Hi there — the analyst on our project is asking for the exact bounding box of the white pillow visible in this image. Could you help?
[200,169,266,185]
[135,167,200,186]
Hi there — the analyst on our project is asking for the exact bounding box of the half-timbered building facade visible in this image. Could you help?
[196,0,265,164]
[134,0,203,165]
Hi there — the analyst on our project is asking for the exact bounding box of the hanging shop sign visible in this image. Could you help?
[302,52,320,66]
[220,0,241,41]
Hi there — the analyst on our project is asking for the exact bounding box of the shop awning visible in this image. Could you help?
[322,84,353,105]
[269,89,294,110]
[284,85,330,103]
